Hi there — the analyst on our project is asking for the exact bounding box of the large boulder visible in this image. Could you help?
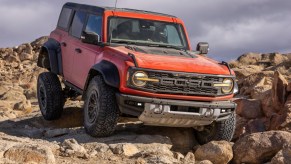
[233,131,291,164]
[234,99,263,119]
[272,71,288,111]
[195,141,233,164]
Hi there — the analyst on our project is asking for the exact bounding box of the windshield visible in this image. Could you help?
[108,17,188,49]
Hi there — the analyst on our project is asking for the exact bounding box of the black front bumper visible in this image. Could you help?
[116,93,236,116]
[116,94,236,127]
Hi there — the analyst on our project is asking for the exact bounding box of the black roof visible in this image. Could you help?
[64,2,176,18]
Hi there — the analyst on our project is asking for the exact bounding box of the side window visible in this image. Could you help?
[85,14,103,36]
[58,8,73,29]
[70,11,87,38]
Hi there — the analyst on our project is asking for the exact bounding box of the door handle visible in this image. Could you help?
[61,42,67,47]
[75,48,82,53]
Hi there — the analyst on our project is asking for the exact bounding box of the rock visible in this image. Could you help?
[280,94,291,131]
[232,65,263,80]
[3,144,55,164]
[13,100,32,112]
[250,78,272,100]
[235,99,263,119]
[233,131,291,164]
[197,160,213,164]
[61,139,87,158]
[195,141,233,164]
[94,143,110,153]
[270,53,289,65]
[24,88,37,99]
[4,53,20,63]
[17,43,33,54]
[268,114,285,130]
[145,154,176,164]
[44,128,71,138]
[239,71,274,96]
[0,89,26,102]
[261,90,277,117]
[272,71,288,111]
[183,152,195,164]
[233,114,248,140]
[246,118,266,134]
[173,152,184,161]
[19,52,34,61]
[109,143,139,157]
[267,91,291,131]
[237,52,262,65]
[271,144,291,164]
[135,143,173,157]
[287,82,291,92]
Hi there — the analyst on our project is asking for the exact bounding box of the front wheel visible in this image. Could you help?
[84,76,119,137]
[195,112,236,144]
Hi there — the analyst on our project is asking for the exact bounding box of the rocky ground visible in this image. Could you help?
[0,37,290,164]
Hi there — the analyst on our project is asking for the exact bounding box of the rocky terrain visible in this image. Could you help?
[0,37,290,164]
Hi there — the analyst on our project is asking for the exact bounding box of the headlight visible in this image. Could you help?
[132,71,148,87]
[221,78,234,93]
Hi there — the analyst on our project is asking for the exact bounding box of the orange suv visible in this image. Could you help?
[37,2,238,144]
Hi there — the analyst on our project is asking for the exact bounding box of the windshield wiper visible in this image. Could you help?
[111,40,138,45]
[148,44,186,51]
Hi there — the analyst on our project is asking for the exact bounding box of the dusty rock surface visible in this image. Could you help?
[195,141,233,164]
[1,38,291,163]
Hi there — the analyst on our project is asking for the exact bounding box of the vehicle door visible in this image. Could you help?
[64,10,87,87]
[57,7,75,81]
[70,13,103,89]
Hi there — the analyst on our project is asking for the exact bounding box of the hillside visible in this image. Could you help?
[0,37,290,164]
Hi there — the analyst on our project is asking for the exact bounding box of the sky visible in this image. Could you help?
[0,0,291,61]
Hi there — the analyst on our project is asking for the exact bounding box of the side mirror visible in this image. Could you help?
[81,31,101,45]
[196,42,209,54]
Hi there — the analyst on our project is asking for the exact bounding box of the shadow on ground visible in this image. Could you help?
[0,106,199,152]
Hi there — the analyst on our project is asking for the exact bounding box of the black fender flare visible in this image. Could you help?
[38,38,63,75]
[83,60,120,94]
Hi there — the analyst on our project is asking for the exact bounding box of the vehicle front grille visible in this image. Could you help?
[128,68,235,97]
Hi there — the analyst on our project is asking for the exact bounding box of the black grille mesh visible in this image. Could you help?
[144,71,222,96]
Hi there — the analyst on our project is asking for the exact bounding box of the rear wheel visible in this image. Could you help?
[37,72,64,120]
[84,76,119,137]
[195,112,236,144]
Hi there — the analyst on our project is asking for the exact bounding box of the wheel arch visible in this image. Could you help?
[37,38,63,75]
[82,60,120,98]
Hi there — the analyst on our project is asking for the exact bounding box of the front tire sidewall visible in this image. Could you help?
[83,76,119,137]
[84,85,100,130]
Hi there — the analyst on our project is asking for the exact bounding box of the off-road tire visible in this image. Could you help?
[195,112,236,144]
[84,76,119,137]
[37,72,64,120]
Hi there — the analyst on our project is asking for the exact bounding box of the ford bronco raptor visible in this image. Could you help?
[37,2,238,144]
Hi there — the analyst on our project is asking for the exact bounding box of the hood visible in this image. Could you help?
[110,46,231,75]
